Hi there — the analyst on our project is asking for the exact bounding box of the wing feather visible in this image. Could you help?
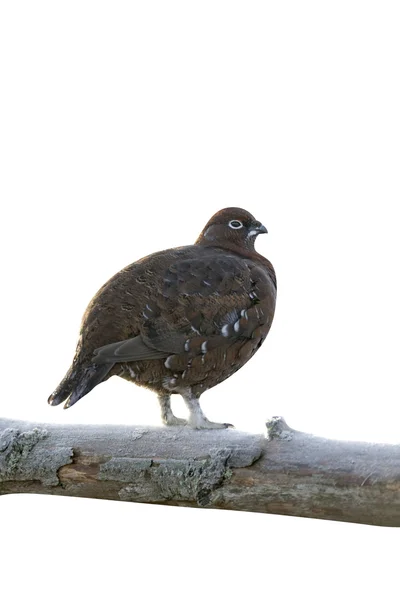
[92,253,276,366]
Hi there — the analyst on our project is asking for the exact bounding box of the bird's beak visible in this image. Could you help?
[253,222,268,234]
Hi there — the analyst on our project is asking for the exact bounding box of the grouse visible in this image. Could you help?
[48,207,277,429]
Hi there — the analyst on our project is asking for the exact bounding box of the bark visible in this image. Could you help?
[1,416,399,527]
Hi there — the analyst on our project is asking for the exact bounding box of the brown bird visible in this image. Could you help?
[48,207,277,429]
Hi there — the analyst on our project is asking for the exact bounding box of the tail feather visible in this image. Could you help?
[48,364,76,406]
[48,362,113,409]
[64,363,113,408]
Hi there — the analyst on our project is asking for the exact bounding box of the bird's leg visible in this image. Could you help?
[158,394,187,426]
[182,391,233,430]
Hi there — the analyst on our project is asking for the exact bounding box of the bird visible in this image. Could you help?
[48,207,277,429]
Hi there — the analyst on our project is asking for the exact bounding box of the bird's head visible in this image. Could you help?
[196,207,268,252]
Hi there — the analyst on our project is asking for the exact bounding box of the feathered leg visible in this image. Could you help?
[158,394,187,426]
[181,390,233,429]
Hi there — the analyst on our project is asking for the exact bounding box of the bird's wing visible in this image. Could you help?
[92,254,275,365]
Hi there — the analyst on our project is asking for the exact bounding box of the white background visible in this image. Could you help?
[1,2,399,598]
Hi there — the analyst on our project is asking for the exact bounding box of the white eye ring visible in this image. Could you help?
[229,220,243,229]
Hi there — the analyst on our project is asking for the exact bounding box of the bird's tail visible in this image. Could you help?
[48,361,113,409]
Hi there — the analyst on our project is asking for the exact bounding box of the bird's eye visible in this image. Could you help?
[229,220,243,229]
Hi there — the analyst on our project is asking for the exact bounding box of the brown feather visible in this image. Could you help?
[48,207,277,422]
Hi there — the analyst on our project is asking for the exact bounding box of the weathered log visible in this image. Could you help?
[1,416,399,526]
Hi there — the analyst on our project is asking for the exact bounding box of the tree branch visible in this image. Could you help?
[1,416,399,526]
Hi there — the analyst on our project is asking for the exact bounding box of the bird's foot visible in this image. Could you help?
[188,415,234,430]
[181,391,234,430]
[163,415,188,427]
